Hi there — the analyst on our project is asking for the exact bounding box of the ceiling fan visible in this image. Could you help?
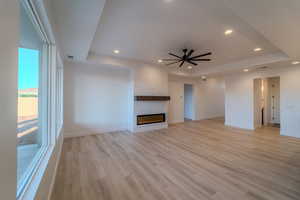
[163,49,212,67]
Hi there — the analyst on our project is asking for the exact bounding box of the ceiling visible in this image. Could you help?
[52,0,106,61]
[52,0,300,76]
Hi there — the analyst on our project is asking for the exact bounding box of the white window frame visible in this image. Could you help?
[55,53,64,138]
[17,0,63,199]
[56,66,64,138]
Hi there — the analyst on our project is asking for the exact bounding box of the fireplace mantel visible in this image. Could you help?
[135,96,171,101]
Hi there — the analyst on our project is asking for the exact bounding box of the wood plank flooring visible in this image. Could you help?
[51,118,300,200]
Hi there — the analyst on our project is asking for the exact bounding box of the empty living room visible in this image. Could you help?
[1,0,300,199]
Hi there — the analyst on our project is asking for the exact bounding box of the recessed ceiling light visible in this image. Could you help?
[158,59,163,63]
[243,69,249,72]
[254,48,262,52]
[292,61,300,65]
[187,66,193,69]
[225,29,233,35]
[113,50,120,54]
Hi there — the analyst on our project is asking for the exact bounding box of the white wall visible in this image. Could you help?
[133,64,168,96]
[280,68,300,138]
[184,84,194,120]
[0,0,18,199]
[168,75,225,123]
[198,77,225,120]
[225,74,255,129]
[64,61,131,137]
[168,81,184,123]
[225,66,300,138]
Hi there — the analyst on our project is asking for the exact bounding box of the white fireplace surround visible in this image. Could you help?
[129,63,169,132]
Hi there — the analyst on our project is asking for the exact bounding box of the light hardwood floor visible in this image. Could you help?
[51,118,300,200]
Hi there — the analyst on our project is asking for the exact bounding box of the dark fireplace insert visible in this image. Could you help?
[137,113,166,125]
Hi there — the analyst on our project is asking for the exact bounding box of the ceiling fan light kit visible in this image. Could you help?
[163,49,212,68]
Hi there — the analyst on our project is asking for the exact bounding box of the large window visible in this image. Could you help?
[17,47,41,185]
[17,1,63,198]
[18,3,45,191]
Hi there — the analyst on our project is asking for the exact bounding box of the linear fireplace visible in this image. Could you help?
[137,113,166,125]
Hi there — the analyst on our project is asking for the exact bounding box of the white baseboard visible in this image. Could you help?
[224,122,255,131]
[64,126,129,138]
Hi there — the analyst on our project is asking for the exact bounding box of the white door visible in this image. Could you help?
[269,78,280,124]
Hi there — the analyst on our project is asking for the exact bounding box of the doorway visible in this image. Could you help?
[184,84,194,121]
[253,77,280,128]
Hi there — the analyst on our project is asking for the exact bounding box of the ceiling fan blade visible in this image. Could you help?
[187,49,194,57]
[190,52,212,59]
[187,60,198,66]
[162,59,180,61]
[169,53,182,59]
[191,59,211,61]
[179,61,185,67]
[183,49,188,56]
[166,61,181,66]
